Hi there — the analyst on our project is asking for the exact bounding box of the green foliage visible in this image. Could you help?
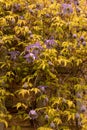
[37,127,53,130]
[0,0,87,129]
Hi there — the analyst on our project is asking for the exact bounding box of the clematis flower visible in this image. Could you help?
[80,105,86,113]
[24,42,43,62]
[61,3,73,15]
[82,41,86,46]
[25,42,42,52]
[19,16,24,20]
[12,3,21,12]
[43,97,49,106]
[73,34,77,39]
[45,114,49,121]
[45,39,57,48]
[38,85,47,92]
[50,122,55,128]
[8,51,20,60]
[24,53,36,63]
[80,36,84,42]
[75,112,80,119]
[74,0,79,5]
[29,110,38,119]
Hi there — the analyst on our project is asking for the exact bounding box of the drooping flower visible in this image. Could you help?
[29,110,38,119]
[45,114,49,121]
[76,92,82,98]
[25,42,42,52]
[24,53,36,63]
[74,0,79,5]
[82,41,86,46]
[38,85,47,93]
[80,105,86,113]
[24,42,43,62]
[75,112,80,119]
[43,97,49,106]
[61,3,73,15]
[76,6,81,13]
[45,39,57,48]
[12,3,21,12]
[72,34,77,39]
[50,122,55,128]
[8,51,20,60]
[79,36,84,42]
[19,16,24,20]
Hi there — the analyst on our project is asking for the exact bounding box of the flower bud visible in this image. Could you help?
[82,41,86,46]
[75,112,80,119]
[73,34,77,39]
[45,114,49,121]
[50,122,55,128]
[80,36,84,42]
[29,110,38,119]
[80,105,86,113]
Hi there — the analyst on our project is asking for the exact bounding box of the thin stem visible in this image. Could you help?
[32,119,36,130]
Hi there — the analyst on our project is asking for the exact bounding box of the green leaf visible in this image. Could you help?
[30,88,40,94]
[16,89,30,97]
[53,117,62,125]
[14,102,27,110]
[67,100,74,108]
[0,119,8,128]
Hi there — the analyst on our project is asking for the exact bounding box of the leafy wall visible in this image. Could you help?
[0,0,87,130]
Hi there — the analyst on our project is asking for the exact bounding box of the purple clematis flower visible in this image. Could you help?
[61,3,73,15]
[24,53,36,63]
[19,16,24,20]
[45,114,49,121]
[29,110,38,119]
[45,39,57,48]
[8,51,20,60]
[24,42,43,62]
[25,42,42,52]
[38,85,48,92]
[50,122,55,128]
[80,105,86,113]
[75,112,80,119]
[74,0,79,5]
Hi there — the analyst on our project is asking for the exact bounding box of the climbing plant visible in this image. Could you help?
[0,0,87,129]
